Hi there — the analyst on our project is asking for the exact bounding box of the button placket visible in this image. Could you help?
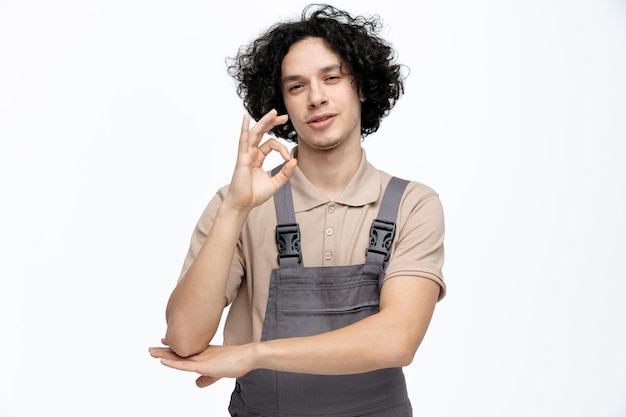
[323,203,336,264]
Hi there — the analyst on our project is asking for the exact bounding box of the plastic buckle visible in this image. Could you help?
[275,223,302,264]
[365,219,396,261]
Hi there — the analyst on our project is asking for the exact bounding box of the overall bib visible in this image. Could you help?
[229,171,412,417]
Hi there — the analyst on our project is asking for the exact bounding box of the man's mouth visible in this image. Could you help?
[311,115,332,122]
[308,113,335,128]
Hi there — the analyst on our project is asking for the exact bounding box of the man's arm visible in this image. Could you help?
[162,110,296,357]
[150,275,440,384]
[254,275,440,374]
[163,202,250,357]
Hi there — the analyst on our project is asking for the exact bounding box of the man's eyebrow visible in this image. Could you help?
[281,64,343,84]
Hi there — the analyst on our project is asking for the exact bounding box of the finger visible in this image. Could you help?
[149,347,163,357]
[160,357,199,373]
[248,110,289,148]
[196,375,221,388]
[148,347,182,361]
[257,138,292,161]
[237,114,251,154]
[149,347,179,360]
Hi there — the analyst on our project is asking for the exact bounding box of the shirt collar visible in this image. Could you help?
[289,147,382,213]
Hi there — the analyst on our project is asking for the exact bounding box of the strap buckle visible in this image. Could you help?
[365,219,396,261]
[275,223,302,264]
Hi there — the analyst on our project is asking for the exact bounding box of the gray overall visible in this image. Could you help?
[229,169,412,417]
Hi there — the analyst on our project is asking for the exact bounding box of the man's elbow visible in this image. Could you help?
[389,343,418,368]
[168,342,201,358]
[384,333,422,368]
[165,329,211,358]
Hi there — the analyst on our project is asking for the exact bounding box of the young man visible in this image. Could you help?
[150,4,446,416]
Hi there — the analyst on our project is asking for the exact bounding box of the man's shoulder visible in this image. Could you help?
[373,167,440,202]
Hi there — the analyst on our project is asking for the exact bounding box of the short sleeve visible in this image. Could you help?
[383,182,446,301]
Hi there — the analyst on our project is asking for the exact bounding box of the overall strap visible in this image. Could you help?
[271,164,302,268]
[272,164,410,269]
[365,176,410,268]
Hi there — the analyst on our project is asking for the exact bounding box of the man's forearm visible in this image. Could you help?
[250,277,440,375]
[165,202,250,357]
[151,277,440,380]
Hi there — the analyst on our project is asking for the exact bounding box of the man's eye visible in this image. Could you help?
[289,84,304,91]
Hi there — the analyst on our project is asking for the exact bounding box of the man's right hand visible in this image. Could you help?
[224,109,297,212]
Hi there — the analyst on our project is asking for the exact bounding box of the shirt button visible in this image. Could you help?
[324,251,332,260]
[328,205,335,214]
[325,227,334,236]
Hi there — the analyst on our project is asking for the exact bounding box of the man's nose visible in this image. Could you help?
[308,82,328,107]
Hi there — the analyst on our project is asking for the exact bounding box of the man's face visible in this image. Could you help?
[280,37,365,151]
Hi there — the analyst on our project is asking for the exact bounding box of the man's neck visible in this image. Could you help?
[294,141,363,201]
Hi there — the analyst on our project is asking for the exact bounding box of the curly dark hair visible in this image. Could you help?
[226,4,406,142]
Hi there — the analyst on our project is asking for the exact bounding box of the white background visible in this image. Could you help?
[1,0,625,416]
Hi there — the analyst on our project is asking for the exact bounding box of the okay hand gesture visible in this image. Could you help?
[224,109,297,212]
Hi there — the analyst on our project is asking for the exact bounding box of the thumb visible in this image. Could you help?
[196,375,222,388]
[272,158,297,188]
